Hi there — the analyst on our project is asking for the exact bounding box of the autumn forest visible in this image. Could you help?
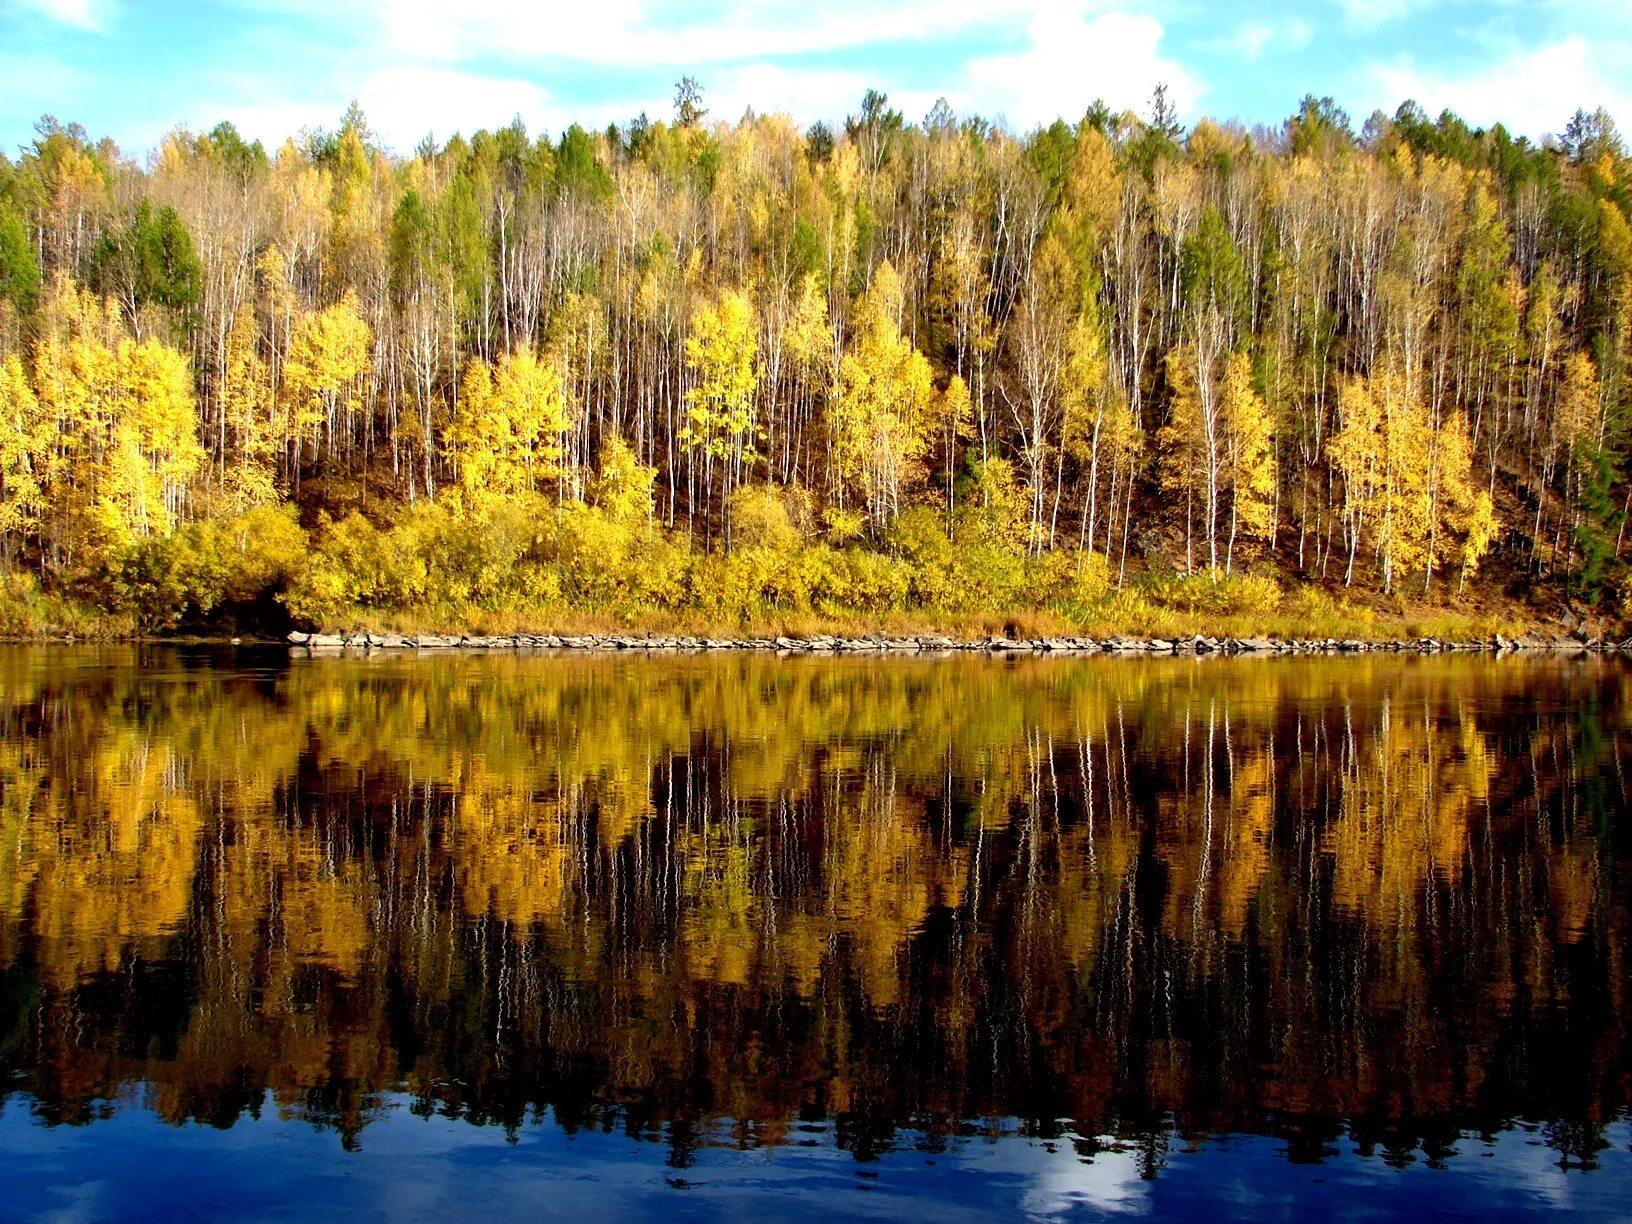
[1,88,1629,636]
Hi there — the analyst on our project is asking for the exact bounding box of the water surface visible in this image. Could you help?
[0,647,1628,1220]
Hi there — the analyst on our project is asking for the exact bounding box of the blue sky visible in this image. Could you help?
[2,0,1628,157]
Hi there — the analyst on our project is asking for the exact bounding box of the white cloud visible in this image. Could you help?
[1213,17,1313,62]
[360,65,556,147]
[168,1,1200,146]
[1365,36,1632,139]
[706,64,870,126]
[11,0,109,32]
[967,9,1202,128]
[188,65,560,153]
[340,0,1118,70]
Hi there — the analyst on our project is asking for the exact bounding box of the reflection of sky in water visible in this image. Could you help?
[2,1100,1627,1223]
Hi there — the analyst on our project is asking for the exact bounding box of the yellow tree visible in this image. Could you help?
[219,304,277,513]
[1222,351,1276,573]
[1331,371,1496,593]
[1557,351,1602,456]
[1062,302,1141,557]
[30,285,121,567]
[683,288,760,541]
[935,373,972,528]
[1433,410,1499,592]
[30,314,203,564]
[0,355,51,564]
[1006,233,1075,548]
[282,290,372,467]
[1330,371,1425,592]
[830,262,936,527]
[1158,345,1211,573]
[594,434,658,525]
[446,347,570,501]
[99,337,205,546]
[781,272,834,489]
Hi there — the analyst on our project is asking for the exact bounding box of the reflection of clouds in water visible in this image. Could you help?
[970,1137,1151,1217]
[1023,1153,1149,1217]
[1487,1131,1576,1213]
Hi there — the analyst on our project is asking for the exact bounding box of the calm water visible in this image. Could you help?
[0,647,1628,1221]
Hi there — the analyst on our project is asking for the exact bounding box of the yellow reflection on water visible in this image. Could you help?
[0,648,1624,1143]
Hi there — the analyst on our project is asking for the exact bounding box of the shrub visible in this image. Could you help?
[1029,549,1111,609]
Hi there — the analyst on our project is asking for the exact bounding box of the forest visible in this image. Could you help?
[0,86,1628,636]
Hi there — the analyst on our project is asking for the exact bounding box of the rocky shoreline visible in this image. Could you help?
[287,630,1632,657]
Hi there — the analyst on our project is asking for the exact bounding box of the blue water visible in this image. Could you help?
[2,1098,1626,1222]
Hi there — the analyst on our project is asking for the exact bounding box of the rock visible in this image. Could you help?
[307,633,345,648]
[417,634,459,648]
[1148,638,1174,653]
[286,631,311,645]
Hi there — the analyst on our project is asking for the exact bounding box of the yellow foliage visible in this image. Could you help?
[0,354,50,546]
[594,435,657,524]
[282,290,372,450]
[447,347,570,500]
[1223,350,1276,560]
[683,289,760,462]
[831,262,937,526]
[220,304,277,512]
[1331,371,1497,593]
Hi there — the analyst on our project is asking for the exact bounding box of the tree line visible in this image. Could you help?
[0,88,1628,629]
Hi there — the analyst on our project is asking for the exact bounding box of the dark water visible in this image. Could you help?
[0,647,1628,1221]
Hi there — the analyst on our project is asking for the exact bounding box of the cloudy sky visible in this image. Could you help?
[2,0,1628,157]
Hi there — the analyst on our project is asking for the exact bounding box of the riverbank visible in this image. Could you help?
[286,628,1628,656]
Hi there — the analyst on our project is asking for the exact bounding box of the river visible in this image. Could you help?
[0,647,1627,1220]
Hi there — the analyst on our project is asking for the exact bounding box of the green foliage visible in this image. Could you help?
[0,202,39,312]
[555,125,613,200]
[1571,443,1625,605]
[91,200,202,320]
[1180,207,1246,326]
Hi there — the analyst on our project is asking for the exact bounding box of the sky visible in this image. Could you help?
[1,0,1629,159]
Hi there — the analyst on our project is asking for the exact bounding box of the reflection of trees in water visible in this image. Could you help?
[0,647,1627,1165]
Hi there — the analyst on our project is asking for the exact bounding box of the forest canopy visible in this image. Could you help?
[0,90,1628,634]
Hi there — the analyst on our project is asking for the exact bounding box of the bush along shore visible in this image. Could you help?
[285,629,1629,656]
